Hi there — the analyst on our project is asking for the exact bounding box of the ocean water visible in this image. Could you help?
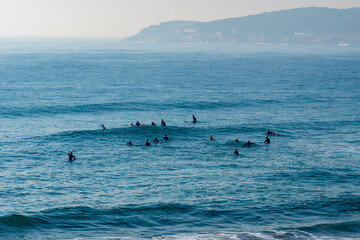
[0,41,360,239]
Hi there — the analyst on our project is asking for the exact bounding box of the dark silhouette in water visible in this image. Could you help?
[153,138,160,143]
[127,140,133,145]
[243,140,255,147]
[163,135,169,141]
[266,129,278,136]
[235,138,239,142]
[144,140,151,146]
[161,119,166,126]
[150,122,157,126]
[209,136,215,141]
[100,124,106,129]
[234,149,239,156]
[192,115,198,123]
[136,121,141,126]
[264,136,270,144]
[68,152,76,161]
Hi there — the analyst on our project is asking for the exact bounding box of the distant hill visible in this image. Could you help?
[123,7,360,45]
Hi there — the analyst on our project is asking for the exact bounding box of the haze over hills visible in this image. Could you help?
[123,7,360,45]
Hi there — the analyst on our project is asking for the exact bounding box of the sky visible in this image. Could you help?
[0,0,359,39]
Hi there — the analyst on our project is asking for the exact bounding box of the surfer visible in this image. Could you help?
[144,140,151,146]
[68,152,76,161]
[163,135,169,141]
[153,138,160,143]
[234,149,239,156]
[161,119,166,126]
[192,115,198,123]
[136,121,141,126]
[264,136,270,144]
[127,140,133,145]
[100,124,106,129]
[235,138,240,142]
[150,122,157,126]
[266,129,278,136]
[209,136,215,141]
[243,140,255,147]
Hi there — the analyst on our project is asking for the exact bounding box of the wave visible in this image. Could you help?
[2,210,360,240]
[33,118,356,143]
[0,204,198,232]
[32,125,273,143]
[1,203,359,230]
[298,220,360,235]
[151,230,360,240]
[0,99,283,118]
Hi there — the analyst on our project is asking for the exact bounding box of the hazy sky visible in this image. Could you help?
[0,0,359,38]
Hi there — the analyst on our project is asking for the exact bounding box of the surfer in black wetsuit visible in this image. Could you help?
[153,138,159,143]
[235,138,240,142]
[266,129,278,136]
[161,119,166,126]
[127,140,133,145]
[144,140,151,146]
[100,124,106,129]
[163,135,169,141]
[264,136,270,144]
[150,122,156,126]
[192,115,198,123]
[209,136,215,141]
[243,140,255,147]
[68,152,76,161]
[136,121,141,126]
[234,149,239,156]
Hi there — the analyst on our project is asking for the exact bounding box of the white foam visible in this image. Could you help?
[73,231,360,240]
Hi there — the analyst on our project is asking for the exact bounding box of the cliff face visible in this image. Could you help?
[123,7,360,45]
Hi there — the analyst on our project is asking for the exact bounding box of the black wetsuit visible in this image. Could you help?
[68,153,76,161]
[243,141,255,147]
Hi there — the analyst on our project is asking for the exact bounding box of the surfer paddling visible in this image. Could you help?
[243,140,255,147]
[265,129,278,136]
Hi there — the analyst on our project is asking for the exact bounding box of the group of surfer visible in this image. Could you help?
[126,134,169,146]
[68,115,278,160]
[129,119,167,127]
[126,116,198,146]
[233,130,278,156]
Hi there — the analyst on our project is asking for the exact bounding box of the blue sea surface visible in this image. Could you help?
[0,41,360,239]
